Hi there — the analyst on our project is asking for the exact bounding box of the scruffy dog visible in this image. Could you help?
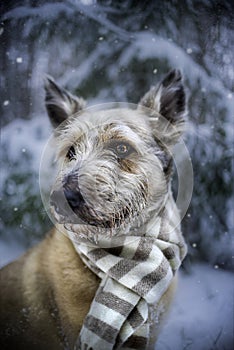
[0,70,187,350]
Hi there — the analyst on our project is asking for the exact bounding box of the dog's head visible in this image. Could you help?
[45,70,187,233]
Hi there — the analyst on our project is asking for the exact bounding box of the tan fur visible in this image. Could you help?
[0,228,99,349]
[0,228,176,350]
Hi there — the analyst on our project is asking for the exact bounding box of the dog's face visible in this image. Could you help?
[45,70,186,234]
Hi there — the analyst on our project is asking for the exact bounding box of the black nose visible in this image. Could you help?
[50,187,85,215]
[63,187,85,210]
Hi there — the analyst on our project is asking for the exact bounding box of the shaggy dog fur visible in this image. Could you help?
[0,69,187,350]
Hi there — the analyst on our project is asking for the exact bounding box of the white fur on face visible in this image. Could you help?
[52,108,168,232]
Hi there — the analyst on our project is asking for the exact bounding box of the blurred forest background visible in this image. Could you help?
[0,0,233,271]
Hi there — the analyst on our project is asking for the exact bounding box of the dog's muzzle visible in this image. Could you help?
[50,171,85,217]
[50,175,108,227]
[50,171,132,229]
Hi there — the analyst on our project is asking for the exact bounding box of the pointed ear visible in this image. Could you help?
[139,69,187,145]
[44,76,86,128]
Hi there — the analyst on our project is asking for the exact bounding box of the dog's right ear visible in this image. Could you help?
[44,76,86,128]
[139,69,187,146]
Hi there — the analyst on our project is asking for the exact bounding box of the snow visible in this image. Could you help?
[2,4,75,21]
[157,265,233,350]
[0,115,51,185]
[0,242,232,349]
[16,57,23,63]
[3,100,10,106]
[117,31,234,118]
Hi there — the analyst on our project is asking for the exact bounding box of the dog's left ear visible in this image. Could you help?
[44,76,86,128]
[139,69,187,146]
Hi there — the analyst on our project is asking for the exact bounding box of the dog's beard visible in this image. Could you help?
[50,176,148,232]
[68,200,139,229]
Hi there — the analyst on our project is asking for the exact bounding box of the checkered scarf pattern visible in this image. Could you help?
[69,196,187,350]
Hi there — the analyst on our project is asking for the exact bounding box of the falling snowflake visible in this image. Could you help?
[16,57,23,63]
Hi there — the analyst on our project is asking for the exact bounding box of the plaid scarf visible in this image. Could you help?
[68,193,187,350]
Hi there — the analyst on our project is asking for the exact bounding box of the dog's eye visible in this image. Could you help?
[66,146,76,161]
[116,144,129,155]
[110,141,135,158]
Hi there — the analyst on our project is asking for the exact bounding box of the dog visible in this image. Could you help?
[0,69,187,350]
